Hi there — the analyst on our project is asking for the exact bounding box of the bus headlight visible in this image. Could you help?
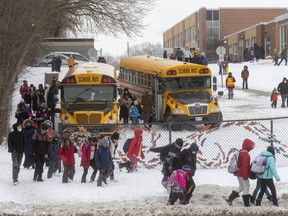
[172,109,184,114]
[211,107,220,112]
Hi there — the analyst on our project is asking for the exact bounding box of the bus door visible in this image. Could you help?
[154,78,163,122]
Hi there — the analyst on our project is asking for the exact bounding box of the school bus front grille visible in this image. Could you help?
[89,114,101,124]
[76,114,89,124]
[75,114,101,124]
[188,105,208,115]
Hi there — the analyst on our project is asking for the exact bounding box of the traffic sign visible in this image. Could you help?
[216,46,226,55]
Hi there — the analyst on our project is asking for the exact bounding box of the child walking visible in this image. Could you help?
[167,165,191,205]
[47,133,61,178]
[271,88,279,108]
[59,135,78,183]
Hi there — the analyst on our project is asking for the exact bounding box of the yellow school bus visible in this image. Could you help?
[119,55,222,128]
[60,61,118,134]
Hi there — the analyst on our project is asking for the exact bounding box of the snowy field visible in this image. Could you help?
[1,59,288,215]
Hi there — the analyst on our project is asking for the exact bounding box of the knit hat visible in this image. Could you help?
[175,138,183,147]
[111,132,120,141]
[267,146,275,156]
[53,132,60,139]
[99,136,110,148]
[188,143,199,154]
[181,165,191,173]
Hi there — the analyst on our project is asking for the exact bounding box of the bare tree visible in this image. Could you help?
[128,42,163,56]
[0,0,154,142]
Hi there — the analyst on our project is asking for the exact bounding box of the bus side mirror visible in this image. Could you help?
[118,88,123,96]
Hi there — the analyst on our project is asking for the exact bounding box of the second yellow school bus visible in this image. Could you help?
[119,55,222,128]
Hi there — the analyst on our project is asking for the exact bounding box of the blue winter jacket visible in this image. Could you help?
[258,150,280,181]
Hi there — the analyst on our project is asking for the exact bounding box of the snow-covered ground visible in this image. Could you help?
[1,59,288,215]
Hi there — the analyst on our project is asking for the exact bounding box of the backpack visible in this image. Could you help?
[250,155,268,175]
[227,151,240,174]
[123,138,132,153]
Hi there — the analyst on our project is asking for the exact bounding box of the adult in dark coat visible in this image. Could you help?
[22,119,36,169]
[277,47,287,66]
[32,123,50,182]
[141,90,154,127]
[55,56,62,72]
[149,138,183,188]
[121,88,134,100]
[277,77,288,108]
[8,122,24,184]
[180,142,199,203]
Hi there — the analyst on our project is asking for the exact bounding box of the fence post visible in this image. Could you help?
[270,118,274,147]
[168,121,172,144]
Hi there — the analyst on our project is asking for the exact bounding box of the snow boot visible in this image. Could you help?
[272,198,279,206]
[225,190,239,206]
[250,195,255,204]
[81,178,86,183]
[119,162,130,170]
[255,199,261,206]
[242,195,251,207]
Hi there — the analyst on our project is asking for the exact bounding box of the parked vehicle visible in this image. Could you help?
[39,52,89,66]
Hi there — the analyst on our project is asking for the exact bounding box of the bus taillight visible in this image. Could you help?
[102,78,112,83]
[65,78,75,84]
[199,69,209,74]
[167,70,177,75]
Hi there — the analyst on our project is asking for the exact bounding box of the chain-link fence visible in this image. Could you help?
[63,116,288,171]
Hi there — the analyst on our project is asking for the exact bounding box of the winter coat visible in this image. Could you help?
[271,92,279,101]
[141,93,154,113]
[22,125,35,155]
[129,105,140,118]
[127,129,145,159]
[80,142,92,169]
[280,48,287,58]
[49,141,60,162]
[150,143,182,176]
[277,80,288,94]
[59,142,77,165]
[67,56,75,67]
[121,88,134,100]
[235,139,254,180]
[19,84,30,98]
[8,122,24,153]
[258,150,280,181]
[95,144,112,170]
[32,131,49,155]
[180,143,199,176]
[226,76,236,88]
[241,69,249,79]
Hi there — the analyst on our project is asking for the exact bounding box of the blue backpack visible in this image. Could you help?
[123,138,132,153]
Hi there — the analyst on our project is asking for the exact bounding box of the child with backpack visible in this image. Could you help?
[255,146,280,206]
[167,165,191,205]
[225,138,255,207]
[149,138,183,189]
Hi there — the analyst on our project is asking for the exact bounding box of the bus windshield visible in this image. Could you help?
[161,76,211,91]
[63,85,116,103]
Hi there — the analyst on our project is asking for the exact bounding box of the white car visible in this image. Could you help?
[39,52,89,66]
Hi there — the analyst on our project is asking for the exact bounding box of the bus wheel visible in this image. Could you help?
[163,112,181,131]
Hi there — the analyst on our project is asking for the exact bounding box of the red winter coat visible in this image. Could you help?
[127,129,145,159]
[235,139,255,180]
[80,142,92,169]
[59,143,77,165]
